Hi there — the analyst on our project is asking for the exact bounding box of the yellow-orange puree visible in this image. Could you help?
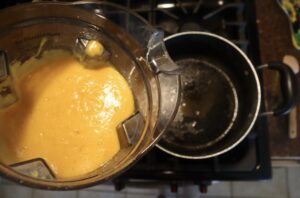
[0,50,134,178]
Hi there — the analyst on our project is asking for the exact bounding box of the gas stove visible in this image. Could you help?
[107,0,271,192]
[0,0,271,192]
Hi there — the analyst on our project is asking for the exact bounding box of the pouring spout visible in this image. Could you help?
[147,31,180,73]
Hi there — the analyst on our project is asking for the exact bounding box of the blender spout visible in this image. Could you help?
[147,31,180,73]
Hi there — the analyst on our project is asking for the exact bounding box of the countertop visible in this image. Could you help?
[256,0,300,159]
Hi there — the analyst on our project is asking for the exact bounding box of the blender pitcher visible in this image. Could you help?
[0,2,181,189]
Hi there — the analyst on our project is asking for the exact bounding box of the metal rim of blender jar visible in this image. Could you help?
[0,2,181,190]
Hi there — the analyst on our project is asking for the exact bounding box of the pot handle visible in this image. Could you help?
[257,62,299,116]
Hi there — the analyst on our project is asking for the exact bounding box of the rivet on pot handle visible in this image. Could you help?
[257,62,299,116]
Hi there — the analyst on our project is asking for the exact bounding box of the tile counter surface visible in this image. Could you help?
[0,167,299,198]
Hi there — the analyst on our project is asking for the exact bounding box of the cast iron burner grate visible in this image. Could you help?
[109,0,249,53]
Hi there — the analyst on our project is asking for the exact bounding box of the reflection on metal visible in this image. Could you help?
[157,3,175,9]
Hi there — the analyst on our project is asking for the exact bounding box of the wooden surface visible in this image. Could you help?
[256,0,300,158]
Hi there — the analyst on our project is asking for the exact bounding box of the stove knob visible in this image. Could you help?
[199,184,207,193]
[113,179,126,191]
[170,183,178,193]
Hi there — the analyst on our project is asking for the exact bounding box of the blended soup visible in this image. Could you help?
[0,50,134,178]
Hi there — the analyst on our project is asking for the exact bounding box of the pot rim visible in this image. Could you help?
[156,31,262,159]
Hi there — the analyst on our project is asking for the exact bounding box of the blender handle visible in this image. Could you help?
[153,72,181,139]
[147,31,182,139]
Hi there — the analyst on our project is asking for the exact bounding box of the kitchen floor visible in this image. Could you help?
[0,167,299,198]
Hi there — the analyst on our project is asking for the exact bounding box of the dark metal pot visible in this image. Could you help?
[157,31,298,159]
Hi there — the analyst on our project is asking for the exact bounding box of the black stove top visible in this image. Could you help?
[0,0,271,191]
[107,0,271,190]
